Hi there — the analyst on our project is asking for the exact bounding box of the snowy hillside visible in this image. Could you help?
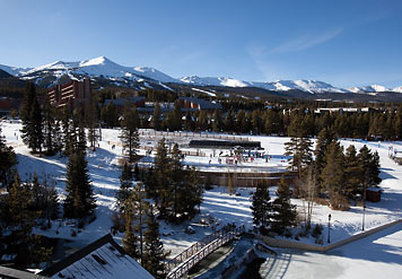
[2,56,178,86]
[180,76,348,94]
[0,64,32,76]
[348,84,396,93]
[253,80,349,94]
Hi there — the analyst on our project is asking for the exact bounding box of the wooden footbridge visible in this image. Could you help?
[166,225,245,279]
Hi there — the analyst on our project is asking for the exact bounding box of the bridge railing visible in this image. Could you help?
[166,225,245,279]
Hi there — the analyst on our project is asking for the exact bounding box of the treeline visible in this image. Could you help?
[97,97,402,141]
[285,126,381,210]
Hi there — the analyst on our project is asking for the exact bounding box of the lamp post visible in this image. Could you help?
[362,203,366,231]
[327,214,332,243]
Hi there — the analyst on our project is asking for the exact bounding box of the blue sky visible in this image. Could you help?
[1,0,402,88]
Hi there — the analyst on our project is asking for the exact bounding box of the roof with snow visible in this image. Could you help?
[39,234,153,279]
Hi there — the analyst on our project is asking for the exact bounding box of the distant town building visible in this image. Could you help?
[48,79,92,110]
[313,107,374,114]
[104,96,146,108]
[39,234,154,279]
[179,97,222,111]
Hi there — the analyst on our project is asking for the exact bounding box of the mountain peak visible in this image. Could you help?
[79,56,115,67]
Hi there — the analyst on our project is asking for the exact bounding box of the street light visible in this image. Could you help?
[327,214,332,243]
[362,203,366,231]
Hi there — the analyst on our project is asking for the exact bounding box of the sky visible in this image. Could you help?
[1,0,402,88]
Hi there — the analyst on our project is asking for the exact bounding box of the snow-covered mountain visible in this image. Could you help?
[181,77,348,94]
[252,80,349,94]
[393,86,402,93]
[180,76,251,87]
[348,84,391,93]
[0,64,32,76]
[0,56,178,87]
[1,56,401,95]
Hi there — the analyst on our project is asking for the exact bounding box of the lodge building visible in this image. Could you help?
[48,78,92,110]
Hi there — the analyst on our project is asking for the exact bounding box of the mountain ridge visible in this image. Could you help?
[0,56,401,94]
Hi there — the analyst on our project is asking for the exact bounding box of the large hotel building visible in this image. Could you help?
[48,78,92,110]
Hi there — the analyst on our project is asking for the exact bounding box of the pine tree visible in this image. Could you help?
[116,162,133,213]
[153,103,162,130]
[42,95,59,155]
[224,110,235,132]
[143,206,168,279]
[344,145,363,198]
[86,102,99,150]
[120,107,140,163]
[152,139,170,218]
[285,136,312,178]
[314,127,336,194]
[0,127,17,189]
[21,83,43,154]
[2,172,52,267]
[197,110,208,131]
[212,109,223,132]
[122,200,140,259]
[63,150,96,219]
[271,176,297,235]
[251,183,272,233]
[357,145,382,196]
[321,142,347,209]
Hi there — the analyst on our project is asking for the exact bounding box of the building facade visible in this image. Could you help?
[48,78,92,110]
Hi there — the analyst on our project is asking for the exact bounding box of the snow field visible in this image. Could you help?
[1,121,401,259]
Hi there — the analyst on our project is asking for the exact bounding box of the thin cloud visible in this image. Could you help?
[269,29,343,54]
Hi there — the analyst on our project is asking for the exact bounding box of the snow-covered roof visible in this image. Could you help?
[39,234,153,279]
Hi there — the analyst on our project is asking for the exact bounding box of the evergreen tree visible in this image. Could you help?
[165,101,182,131]
[122,199,139,259]
[224,110,235,132]
[125,184,149,263]
[212,109,223,132]
[153,102,162,130]
[2,172,52,267]
[116,162,133,213]
[314,127,336,194]
[344,145,363,198]
[250,183,272,233]
[197,110,208,131]
[42,95,60,155]
[120,107,140,163]
[0,127,17,189]
[63,150,96,219]
[271,176,297,235]
[184,110,195,131]
[86,102,99,150]
[21,83,43,154]
[285,136,312,178]
[321,142,347,209]
[143,206,168,279]
[357,145,382,196]
[151,139,170,218]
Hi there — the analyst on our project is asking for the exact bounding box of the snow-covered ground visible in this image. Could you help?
[1,121,401,262]
[270,222,402,279]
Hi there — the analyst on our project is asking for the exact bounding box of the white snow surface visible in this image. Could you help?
[0,122,401,265]
[50,243,153,279]
[277,222,402,279]
[4,56,177,84]
[181,76,349,94]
